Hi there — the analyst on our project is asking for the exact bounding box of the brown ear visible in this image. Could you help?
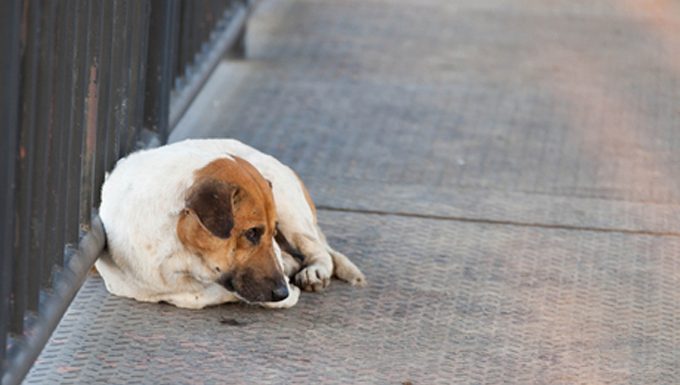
[186,179,238,239]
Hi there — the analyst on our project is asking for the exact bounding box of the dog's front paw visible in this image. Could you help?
[262,284,300,309]
[295,263,331,292]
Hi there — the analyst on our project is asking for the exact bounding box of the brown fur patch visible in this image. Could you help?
[185,179,236,238]
[176,156,284,299]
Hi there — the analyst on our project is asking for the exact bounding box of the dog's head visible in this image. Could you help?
[176,156,289,303]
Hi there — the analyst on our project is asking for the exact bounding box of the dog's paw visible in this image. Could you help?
[262,284,300,309]
[338,264,367,287]
[329,249,367,287]
[295,263,331,292]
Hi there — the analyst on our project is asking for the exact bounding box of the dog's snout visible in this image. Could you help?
[271,283,289,302]
[222,268,289,303]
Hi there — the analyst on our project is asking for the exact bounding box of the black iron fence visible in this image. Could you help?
[0,1,252,384]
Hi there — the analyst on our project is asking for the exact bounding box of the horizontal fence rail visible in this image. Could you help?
[0,1,252,384]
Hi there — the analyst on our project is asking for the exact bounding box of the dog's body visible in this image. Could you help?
[96,139,364,309]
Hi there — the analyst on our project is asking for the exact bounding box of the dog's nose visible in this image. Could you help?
[271,284,289,302]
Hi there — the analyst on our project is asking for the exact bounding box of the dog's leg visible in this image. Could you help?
[327,247,366,286]
[288,232,333,292]
[277,224,365,291]
[311,224,366,286]
[280,249,302,278]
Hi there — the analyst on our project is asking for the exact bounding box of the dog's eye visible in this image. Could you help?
[244,227,263,245]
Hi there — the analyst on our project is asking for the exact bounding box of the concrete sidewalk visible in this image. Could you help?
[27,0,680,384]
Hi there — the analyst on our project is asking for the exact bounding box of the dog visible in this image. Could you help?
[95,139,365,309]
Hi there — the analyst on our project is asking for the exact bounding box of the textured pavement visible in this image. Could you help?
[27,0,680,384]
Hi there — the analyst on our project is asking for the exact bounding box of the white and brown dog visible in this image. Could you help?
[96,139,365,309]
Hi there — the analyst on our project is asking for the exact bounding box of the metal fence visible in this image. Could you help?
[0,1,252,384]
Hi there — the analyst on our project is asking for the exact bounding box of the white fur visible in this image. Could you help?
[97,139,364,309]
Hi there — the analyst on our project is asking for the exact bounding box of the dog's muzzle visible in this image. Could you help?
[218,272,289,303]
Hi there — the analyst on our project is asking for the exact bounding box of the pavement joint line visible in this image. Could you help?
[317,205,680,238]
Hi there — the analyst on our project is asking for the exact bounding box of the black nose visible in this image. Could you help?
[271,284,289,302]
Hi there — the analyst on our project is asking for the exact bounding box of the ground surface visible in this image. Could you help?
[26,0,680,384]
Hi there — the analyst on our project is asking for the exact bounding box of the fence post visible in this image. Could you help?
[144,0,180,145]
[0,0,21,375]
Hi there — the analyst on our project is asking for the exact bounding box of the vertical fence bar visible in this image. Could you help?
[197,1,207,52]
[229,1,247,59]
[12,0,42,335]
[206,0,216,35]
[63,0,91,248]
[79,0,103,228]
[203,0,210,40]
[178,0,193,82]
[43,0,69,286]
[27,0,58,313]
[145,0,179,144]
[29,2,58,311]
[104,0,125,172]
[123,0,139,156]
[134,0,152,150]
[54,0,77,267]
[210,0,221,30]
[0,0,22,373]
[123,0,151,156]
[93,0,114,210]
[213,0,225,34]
[27,2,56,318]
[115,1,133,161]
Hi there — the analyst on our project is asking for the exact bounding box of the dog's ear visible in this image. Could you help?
[185,179,238,239]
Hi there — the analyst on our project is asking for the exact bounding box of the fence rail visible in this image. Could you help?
[0,1,251,384]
